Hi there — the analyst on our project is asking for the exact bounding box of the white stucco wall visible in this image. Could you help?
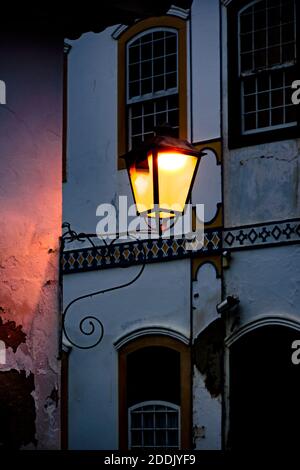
[0,33,62,448]
[64,259,191,449]
[63,2,223,451]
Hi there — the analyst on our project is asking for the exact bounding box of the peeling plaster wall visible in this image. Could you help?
[192,263,222,449]
[0,33,62,449]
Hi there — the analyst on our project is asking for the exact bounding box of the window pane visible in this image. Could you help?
[282,43,295,63]
[166,54,177,73]
[129,81,140,99]
[244,94,256,112]
[144,101,154,115]
[153,39,165,58]
[156,430,167,446]
[154,75,164,92]
[144,413,154,429]
[141,78,152,95]
[257,110,269,128]
[240,12,253,34]
[131,413,142,429]
[141,60,152,79]
[141,43,152,61]
[129,63,140,82]
[268,46,280,66]
[285,105,297,123]
[144,431,154,446]
[244,113,256,131]
[165,36,177,55]
[268,27,280,47]
[241,33,253,53]
[129,45,140,63]
[244,76,256,95]
[156,112,167,126]
[271,107,283,125]
[241,52,253,72]
[166,72,177,90]
[131,431,142,446]
[271,89,283,107]
[153,58,164,76]
[257,92,269,110]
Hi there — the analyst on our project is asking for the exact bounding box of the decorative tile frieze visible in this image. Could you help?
[63,229,222,274]
[223,218,300,250]
[63,218,300,274]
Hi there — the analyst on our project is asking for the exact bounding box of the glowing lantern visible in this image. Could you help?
[123,126,203,219]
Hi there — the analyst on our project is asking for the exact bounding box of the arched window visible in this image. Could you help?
[118,335,191,450]
[117,16,187,169]
[129,401,180,449]
[228,0,299,147]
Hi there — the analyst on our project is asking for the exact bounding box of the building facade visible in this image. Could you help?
[63,0,300,450]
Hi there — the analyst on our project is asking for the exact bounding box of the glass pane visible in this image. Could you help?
[257,110,269,128]
[244,113,256,131]
[241,33,253,53]
[144,431,154,446]
[254,49,266,69]
[141,78,152,95]
[129,81,140,99]
[165,36,177,55]
[244,76,256,94]
[131,431,142,446]
[241,52,253,72]
[167,430,179,447]
[141,43,152,61]
[271,107,283,125]
[285,105,297,123]
[168,110,179,127]
[153,58,164,76]
[129,45,140,63]
[144,114,154,133]
[141,60,152,79]
[129,63,140,82]
[131,103,142,118]
[154,75,164,92]
[268,6,281,27]
[254,30,266,49]
[131,118,142,136]
[143,101,154,115]
[257,92,269,110]
[153,39,165,58]
[268,46,280,66]
[166,72,177,90]
[167,412,178,428]
[240,13,253,34]
[156,430,167,446]
[254,9,266,30]
[271,89,283,107]
[156,112,167,126]
[257,74,269,92]
[155,412,167,428]
[244,94,256,112]
[131,413,142,429]
[282,43,295,63]
[268,26,280,46]
[166,54,177,73]
[143,413,154,429]
[271,70,283,89]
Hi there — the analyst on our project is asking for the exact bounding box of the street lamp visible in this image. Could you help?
[122,126,203,220]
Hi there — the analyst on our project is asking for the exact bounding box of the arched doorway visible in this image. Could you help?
[229,324,300,450]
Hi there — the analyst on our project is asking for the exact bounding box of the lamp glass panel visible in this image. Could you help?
[157,151,198,217]
[129,153,154,214]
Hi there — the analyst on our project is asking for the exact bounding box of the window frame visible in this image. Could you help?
[227,0,300,149]
[117,16,187,169]
[118,335,191,451]
[128,400,181,449]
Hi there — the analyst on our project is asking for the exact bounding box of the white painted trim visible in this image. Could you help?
[111,5,190,40]
[114,327,189,350]
[225,315,300,347]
